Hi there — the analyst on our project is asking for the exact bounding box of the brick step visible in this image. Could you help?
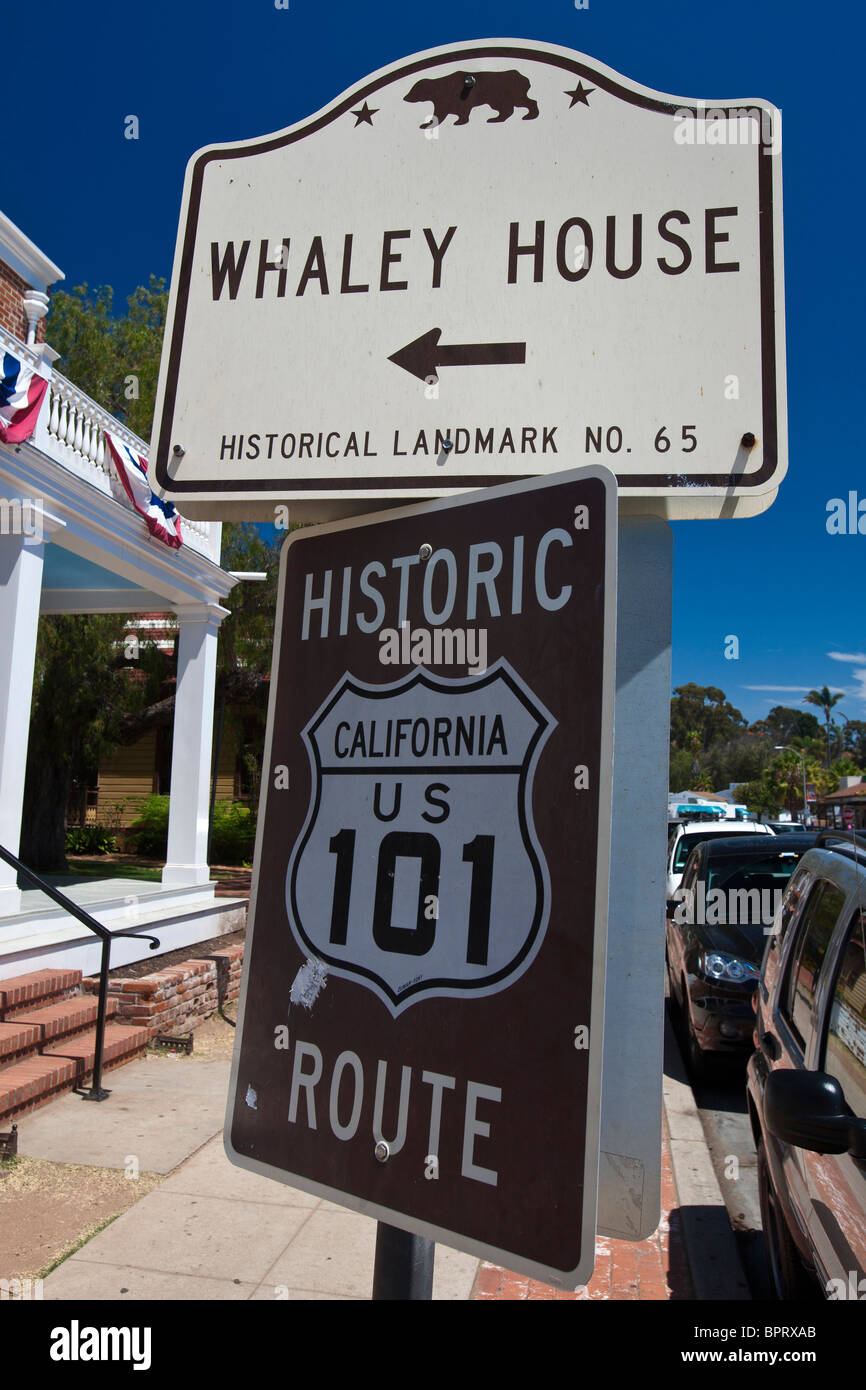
[0,968,83,1020]
[0,998,119,1074]
[0,1024,149,1124]
[5,994,118,1045]
[0,1019,42,1063]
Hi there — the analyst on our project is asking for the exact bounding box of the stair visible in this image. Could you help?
[0,968,149,1123]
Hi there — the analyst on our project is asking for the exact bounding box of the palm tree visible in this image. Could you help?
[803,686,846,770]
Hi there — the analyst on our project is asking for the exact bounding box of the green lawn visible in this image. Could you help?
[62,856,163,883]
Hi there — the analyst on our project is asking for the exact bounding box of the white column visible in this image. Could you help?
[22,291,50,346]
[0,511,66,912]
[162,602,230,887]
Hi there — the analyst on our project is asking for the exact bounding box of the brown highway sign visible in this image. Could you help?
[225,465,616,1288]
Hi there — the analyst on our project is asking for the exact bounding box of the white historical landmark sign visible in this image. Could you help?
[152,39,786,521]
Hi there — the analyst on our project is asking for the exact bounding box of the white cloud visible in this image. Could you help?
[741,685,812,692]
[828,651,866,664]
[848,668,866,701]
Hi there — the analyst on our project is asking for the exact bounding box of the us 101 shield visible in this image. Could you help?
[288,663,553,1012]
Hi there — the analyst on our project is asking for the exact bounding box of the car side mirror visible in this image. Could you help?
[765,1069,866,1159]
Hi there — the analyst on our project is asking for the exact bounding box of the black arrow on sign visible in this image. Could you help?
[388,327,526,382]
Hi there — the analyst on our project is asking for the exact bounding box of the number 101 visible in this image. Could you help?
[328,829,495,963]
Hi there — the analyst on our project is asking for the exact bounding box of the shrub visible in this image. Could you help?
[125,796,256,864]
[126,794,170,858]
[65,825,119,855]
[210,802,257,864]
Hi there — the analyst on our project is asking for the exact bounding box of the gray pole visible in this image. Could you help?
[599,516,672,1243]
[371,1224,434,1300]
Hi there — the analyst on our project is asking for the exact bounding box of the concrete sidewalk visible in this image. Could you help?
[20,1017,747,1301]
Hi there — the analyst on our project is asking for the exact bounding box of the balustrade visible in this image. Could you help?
[0,326,219,562]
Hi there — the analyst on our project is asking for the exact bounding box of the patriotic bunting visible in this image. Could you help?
[104,432,183,548]
[0,351,49,444]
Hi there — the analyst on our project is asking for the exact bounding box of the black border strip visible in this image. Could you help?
[155,43,779,497]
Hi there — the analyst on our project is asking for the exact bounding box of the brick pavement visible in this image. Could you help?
[471,1114,694,1300]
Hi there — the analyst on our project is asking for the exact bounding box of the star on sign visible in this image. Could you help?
[564,82,594,109]
[351,102,378,126]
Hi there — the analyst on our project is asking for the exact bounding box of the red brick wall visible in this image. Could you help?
[83,943,245,1040]
[0,257,47,344]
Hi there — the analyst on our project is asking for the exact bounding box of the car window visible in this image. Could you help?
[673,832,728,872]
[781,881,846,1051]
[776,866,810,946]
[822,912,866,1121]
[707,855,805,895]
[680,851,701,894]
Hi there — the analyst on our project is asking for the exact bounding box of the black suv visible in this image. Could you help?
[746,830,866,1299]
[666,833,817,1079]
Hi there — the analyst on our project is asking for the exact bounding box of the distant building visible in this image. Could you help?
[816,778,866,831]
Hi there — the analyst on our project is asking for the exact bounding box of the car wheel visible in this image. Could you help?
[757,1139,814,1300]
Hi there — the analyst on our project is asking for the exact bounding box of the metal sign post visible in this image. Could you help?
[371,1225,435,1301]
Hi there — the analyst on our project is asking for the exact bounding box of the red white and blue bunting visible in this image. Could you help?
[0,350,49,444]
[104,432,183,548]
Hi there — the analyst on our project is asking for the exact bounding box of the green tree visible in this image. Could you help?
[803,686,846,769]
[20,617,156,871]
[670,684,747,752]
[212,523,282,807]
[733,747,822,822]
[842,720,866,764]
[705,731,776,791]
[750,705,821,744]
[46,278,168,439]
[733,777,781,819]
[816,757,863,798]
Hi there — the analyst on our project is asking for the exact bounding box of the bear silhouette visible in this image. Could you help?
[404,70,539,128]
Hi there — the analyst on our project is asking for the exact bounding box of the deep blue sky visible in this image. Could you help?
[6,0,863,728]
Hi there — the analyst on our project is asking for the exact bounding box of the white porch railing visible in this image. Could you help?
[1,327,220,563]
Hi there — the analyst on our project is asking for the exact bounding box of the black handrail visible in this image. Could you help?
[0,842,160,1102]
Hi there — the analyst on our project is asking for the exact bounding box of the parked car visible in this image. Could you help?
[746,829,866,1299]
[666,818,775,903]
[764,820,807,835]
[666,833,818,1078]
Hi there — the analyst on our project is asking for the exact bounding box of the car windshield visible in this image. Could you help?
[703,853,806,925]
[672,831,744,871]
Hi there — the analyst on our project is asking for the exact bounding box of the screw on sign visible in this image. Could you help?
[225,466,617,1291]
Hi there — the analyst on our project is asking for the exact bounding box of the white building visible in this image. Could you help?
[0,209,246,979]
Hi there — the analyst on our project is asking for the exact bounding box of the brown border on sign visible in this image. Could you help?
[154,41,780,498]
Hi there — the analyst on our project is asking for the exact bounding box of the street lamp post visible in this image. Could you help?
[775,745,809,825]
